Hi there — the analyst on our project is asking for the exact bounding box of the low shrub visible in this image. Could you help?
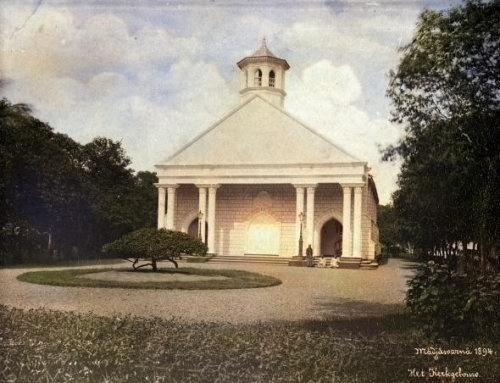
[102,228,207,270]
[406,261,500,340]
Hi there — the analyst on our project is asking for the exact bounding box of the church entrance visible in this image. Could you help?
[320,218,342,257]
[245,213,280,256]
[187,218,208,243]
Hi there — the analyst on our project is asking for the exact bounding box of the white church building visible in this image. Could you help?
[155,40,380,268]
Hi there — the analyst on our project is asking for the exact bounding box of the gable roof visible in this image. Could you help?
[157,95,363,167]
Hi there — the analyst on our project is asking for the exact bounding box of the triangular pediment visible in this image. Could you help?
[157,96,362,167]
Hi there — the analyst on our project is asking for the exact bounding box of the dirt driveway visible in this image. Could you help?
[0,258,416,323]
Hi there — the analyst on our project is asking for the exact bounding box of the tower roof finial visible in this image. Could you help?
[237,38,290,70]
[251,37,276,58]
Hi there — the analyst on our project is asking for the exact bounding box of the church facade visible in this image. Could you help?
[155,40,380,268]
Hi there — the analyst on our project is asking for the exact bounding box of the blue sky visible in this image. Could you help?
[1,0,463,203]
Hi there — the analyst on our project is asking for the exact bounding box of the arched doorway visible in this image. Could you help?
[320,218,342,257]
[187,218,208,243]
[245,213,280,255]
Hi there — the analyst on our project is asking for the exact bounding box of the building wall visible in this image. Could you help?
[172,183,376,259]
[362,182,380,260]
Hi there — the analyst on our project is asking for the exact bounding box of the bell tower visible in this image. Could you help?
[237,38,290,108]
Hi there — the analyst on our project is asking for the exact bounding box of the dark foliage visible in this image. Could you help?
[0,98,158,265]
[102,228,207,270]
[384,1,499,340]
[385,0,499,266]
[377,204,405,258]
[407,261,500,340]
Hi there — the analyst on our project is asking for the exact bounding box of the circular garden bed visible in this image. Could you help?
[17,267,282,290]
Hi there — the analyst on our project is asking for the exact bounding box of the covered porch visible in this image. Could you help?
[155,162,372,267]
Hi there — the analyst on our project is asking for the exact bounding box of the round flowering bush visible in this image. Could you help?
[103,228,207,270]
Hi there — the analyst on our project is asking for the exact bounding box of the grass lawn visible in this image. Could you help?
[17,267,282,290]
[185,255,214,263]
[0,305,497,382]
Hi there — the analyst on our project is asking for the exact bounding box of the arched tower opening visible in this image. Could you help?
[269,70,275,87]
[237,38,290,108]
[254,69,262,86]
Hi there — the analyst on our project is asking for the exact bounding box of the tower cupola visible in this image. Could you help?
[237,38,290,108]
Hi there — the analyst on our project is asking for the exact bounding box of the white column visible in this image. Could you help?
[294,186,305,255]
[207,185,219,254]
[198,186,207,243]
[263,68,270,87]
[306,186,316,250]
[352,186,363,258]
[342,186,352,258]
[157,187,166,229]
[165,185,178,230]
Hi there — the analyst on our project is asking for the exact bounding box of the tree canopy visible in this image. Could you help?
[385,0,500,340]
[0,98,158,264]
[102,228,207,270]
[377,204,403,257]
[385,0,499,269]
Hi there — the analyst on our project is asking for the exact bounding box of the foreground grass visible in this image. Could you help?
[185,255,214,263]
[0,306,497,382]
[17,267,282,290]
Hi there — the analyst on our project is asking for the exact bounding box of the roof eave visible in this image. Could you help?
[237,56,290,70]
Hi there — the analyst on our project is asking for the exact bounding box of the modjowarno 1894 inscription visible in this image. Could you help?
[0,0,498,382]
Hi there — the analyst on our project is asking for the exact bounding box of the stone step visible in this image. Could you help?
[210,255,290,265]
[360,260,379,269]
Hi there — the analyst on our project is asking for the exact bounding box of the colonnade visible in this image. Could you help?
[157,184,219,254]
[157,183,364,258]
[293,184,363,259]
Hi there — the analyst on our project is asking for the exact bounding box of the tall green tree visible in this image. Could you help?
[83,138,158,245]
[1,98,158,264]
[134,171,159,228]
[387,1,500,339]
[385,0,499,269]
[378,204,404,257]
[1,99,92,255]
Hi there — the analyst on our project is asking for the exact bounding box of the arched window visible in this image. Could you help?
[254,69,262,86]
[269,70,275,87]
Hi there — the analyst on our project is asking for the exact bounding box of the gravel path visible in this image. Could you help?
[0,258,416,324]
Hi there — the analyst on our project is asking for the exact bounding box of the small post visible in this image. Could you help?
[306,245,314,267]
[298,212,304,258]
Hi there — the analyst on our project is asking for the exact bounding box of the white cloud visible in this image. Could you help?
[300,60,362,105]
[4,61,235,170]
[282,20,397,68]
[1,5,201,80]
[1,5,235,171]
[287,60,400,203]
[0,1,428,204]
